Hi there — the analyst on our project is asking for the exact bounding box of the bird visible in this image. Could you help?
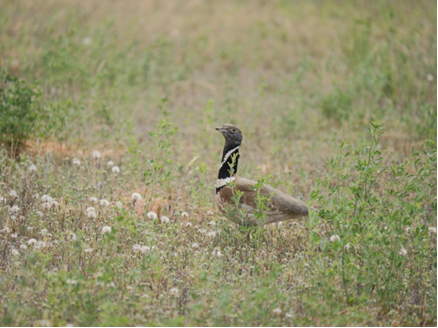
[214,124,308,226]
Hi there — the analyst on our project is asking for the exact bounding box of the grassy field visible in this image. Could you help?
[0,0,436,326]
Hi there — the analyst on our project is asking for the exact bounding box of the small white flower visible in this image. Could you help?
[34,241,47,250]
[160,216,170,224]
[29,164,37,172]
[147,211,157,220]
[140,294,150,299]
[272,307,282,315]
[28,238,37,245]
[101,226,111,234]
[89,197,98,204]
[207,210,214,216]
[132,244,141,251]
[11,249,19,256]
[67,279,78,285]
[285,312,293,318]
[86,206,96,213]
[72,158,81,166]
[0,196,5,204]
[41,195,52,203]
[107,161,114,168]
[115,201,123,209]
[427,74,434,82]
[330,235,340,242]
[112,166,120,174]
[92,150,101,159]
[84,247,93,253]
[36,211,43,217]
[212,249,222,257]
[428,227,437,234]
[40,229,48,236]
[9,205,19,214]
[170,287,179,295]
[207,231,217,238]
[181,211,189,218]
[404,226,411,233]
[41,202,52,210]
[100,199,110,207]
[87,211,97,218]
[399,247,407,256]
[9,190,18,198]
[131,193,142,201]
[11,233,17,239]
[184,222,193,228]
[0,226,11,233]
[20,244,27,250]
[344,243,350,250]
[140,246,151,254]
[198,229,206,234]
[208,221,216,226]
[68,233,77,241]
[52,200,59,207]
[83,36,92,45]
[192,243,199,248]
[37,320,51,327]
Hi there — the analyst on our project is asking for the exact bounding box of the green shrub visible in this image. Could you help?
[311,120,437,311]
[0,69,44,146]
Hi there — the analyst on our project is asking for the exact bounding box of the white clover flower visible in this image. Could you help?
[11,249,19,256]
[68,233,77,241]
[72,158,81,166]
[41,195,52,203]
[212,249,222,257]
[101,226,111,234]
[344,243,350,250]
[198,229,206,234]
[84,247,93,253]
[41,202,52,210]
[429,227,437,234]
[52,200,59,207]
[20,244,27,250]
[66,279,78,285]
[0,227,11,233]
[170,287,179,295]
[207,210,214,216]
[106,161,114,168]
[330,235,340,242]
[131,193,142,201]
[404,226,411,233]
[9,190,18,198]
[160,216,170,224]
[29,164,37,172]
[272,307,282,315]
[147,211,157,220]
[92,150,101,159]
[115,201,123,209]
[87,211,97,219]
[184,222,193,228]
[40,229,48,236]
[427,74,434,82]
[86,206,96,213]
[0,196,5,204]
[89,197,98,204]
[83,36,92,45]
[207,231,217,238]
[132,244,141,251]
[34,241,47,250]
[112,166,120,174]
[181,211,189,218]
[36,211,43,217]
[9,205,19,214]
[192,243,199,248]
[399,247,407,256]
[11,233,17,239]
[285,312,293,318]
[100,199,110,207]
[140,246,151,254]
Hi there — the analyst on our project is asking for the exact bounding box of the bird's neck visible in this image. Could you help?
[216,142,240,193]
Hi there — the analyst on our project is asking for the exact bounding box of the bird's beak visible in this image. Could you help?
[215,126,225,133]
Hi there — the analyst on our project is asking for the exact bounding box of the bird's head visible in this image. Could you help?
[215,124,243,146]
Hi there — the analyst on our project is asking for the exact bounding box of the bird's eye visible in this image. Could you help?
[232,129,236,133]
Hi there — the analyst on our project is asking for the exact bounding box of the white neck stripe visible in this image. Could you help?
[220,146,240,168]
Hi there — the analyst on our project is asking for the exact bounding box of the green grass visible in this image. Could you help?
[0,0,436,326]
